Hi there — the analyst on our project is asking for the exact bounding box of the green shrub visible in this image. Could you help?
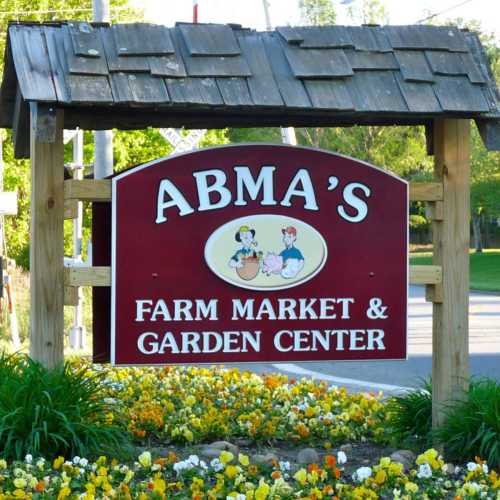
[436,378,500,468]
[387,378,500,468]
[0,354,130,460]
[386,379,433,449]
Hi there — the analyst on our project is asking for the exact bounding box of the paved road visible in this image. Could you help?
[230,286,500,394]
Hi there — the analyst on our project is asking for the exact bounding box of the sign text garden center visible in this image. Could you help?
[111,144,408,365]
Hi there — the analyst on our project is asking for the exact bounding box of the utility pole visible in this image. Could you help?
[261,0,297,145]
[69,130,86,349]
[93,0,113,179]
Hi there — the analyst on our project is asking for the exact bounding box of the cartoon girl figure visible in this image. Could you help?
[229,225,258,269]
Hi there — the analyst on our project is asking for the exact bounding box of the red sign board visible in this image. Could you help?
[110,144,408,365]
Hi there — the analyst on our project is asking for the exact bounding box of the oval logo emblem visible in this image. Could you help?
[204,214,328,291]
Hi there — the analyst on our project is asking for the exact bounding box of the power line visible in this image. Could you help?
[416,0,475,24]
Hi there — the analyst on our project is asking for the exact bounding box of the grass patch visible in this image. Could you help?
[410,249,500,292]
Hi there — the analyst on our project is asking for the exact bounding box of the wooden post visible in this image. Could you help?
[29,104,65,368]
[432,119,470,428]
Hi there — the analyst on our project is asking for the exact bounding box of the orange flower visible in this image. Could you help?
[271,471,282,480]
[308,463,320,473]
[35,481,45,492]
[325,455,337,469]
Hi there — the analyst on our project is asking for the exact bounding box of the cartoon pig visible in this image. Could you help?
[262,252,283,275]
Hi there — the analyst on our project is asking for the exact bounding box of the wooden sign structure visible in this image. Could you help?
[98,145,409,365]
[1,21,499,428]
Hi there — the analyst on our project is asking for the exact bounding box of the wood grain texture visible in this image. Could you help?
[64,179,111,201]
[409,265,442,285]
[69,265,441,287]
[64,199,78,219]
[432,118,470,428]
[64,286,79,306]
[409,182,443,201]
[64,266,111,287]
[29,105,65,368]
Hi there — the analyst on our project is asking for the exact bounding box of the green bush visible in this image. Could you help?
[386,379,433,449]
[436,378,500,468]
[0,354,130,460]
[387,378,500,468]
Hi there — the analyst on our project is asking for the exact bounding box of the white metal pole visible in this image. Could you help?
[261,0,297,145]
[93,0,113,179]
[69,130,86,350]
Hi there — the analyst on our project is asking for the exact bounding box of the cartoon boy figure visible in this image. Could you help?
[280,226,304,279]
[229,225,257,268]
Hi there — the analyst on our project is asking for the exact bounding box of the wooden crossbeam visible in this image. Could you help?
[63,264,442,289]
[409,182,443,201]
[64,179,111,201]
[64,266,111,287]
[64,179,444,203]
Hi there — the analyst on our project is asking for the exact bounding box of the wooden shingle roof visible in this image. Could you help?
[2,21,500,152]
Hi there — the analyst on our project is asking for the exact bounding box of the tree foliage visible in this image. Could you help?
[298,0,336,26]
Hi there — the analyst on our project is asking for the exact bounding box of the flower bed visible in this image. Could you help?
[0,448,498,499]
[97,365,388,446]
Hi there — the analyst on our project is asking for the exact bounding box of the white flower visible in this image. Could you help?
[210,458,224,472]
[337,451,347,465]
[79,458,89,468]
[187,455,200,466]
[25,454,33,464]
[482,464,489,474]
[72,456,81,465]
[36,459,45,470]
[279,461,291,471]
[226,495,246,500]
[151,463,161,472]
[353,466,372,482]
[467,462,479,472]
[417,463,433,479]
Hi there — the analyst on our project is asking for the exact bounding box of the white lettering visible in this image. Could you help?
[280,169,319,210]
[337,182,371,223]
[155,179,195,223]
[367,329,385,350]
[234,166,277,206]
[135,300,153,321]
[193,169,232,211]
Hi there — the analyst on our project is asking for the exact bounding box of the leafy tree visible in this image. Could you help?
[299,0,336,26]
[346,0,388,25]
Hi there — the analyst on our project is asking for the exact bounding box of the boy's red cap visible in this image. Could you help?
[282,226,297,236]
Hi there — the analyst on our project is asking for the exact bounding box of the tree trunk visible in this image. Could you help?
[472,215,483,253]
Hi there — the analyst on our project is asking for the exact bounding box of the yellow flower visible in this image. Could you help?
[183,428,194,442]
[13,478,26,489]
[294,468,307,485]
[153,477,166,494]
[374,469,387,485]
[57,486,71,500]
[225,465,239,479]
[0,460,6,470]
[255,480,270,500]
[405,482,419,493]
[185,395,196,406]
[13,490,26,498]
[220,451,234,465]
[138,451,152,468]
[53,456,64,470]
[238,453,249,466]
